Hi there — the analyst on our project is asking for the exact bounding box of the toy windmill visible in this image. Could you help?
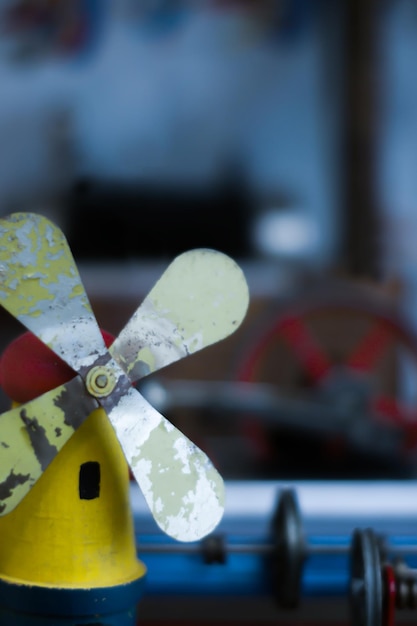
[0,212,249,543]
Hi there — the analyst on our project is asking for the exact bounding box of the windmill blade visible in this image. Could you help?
[0,377,98,515]
[107,387,224,542]
[93,358,224,541]
[0,213,107,372]
[0,215,239,540]
[110,248,249,382]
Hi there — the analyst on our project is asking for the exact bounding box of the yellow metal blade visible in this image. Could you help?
[0,213,107,371]
[110,248,249,382]
[0,377,98,515]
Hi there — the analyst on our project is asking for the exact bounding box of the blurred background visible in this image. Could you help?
[1,0,417,483]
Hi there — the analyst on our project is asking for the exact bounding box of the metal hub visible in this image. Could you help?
[85,365,117,398]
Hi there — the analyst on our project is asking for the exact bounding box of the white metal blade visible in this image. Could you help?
[102,384,225,542]
[110,248,249,382]
[0,213,107,371]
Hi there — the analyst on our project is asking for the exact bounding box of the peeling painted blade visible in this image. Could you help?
[0,377,98,515]
[0,215,231,540]
[110,248,249,382]
[0,213,107,371]
[99,374,224,542]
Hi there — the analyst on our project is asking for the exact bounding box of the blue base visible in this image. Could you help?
[0,607,138,626]
[0,576,146,625]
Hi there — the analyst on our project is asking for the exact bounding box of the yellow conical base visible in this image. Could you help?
[0,408,146,588]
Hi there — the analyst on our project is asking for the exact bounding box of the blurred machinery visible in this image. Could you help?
[133,482,417,626]
[139,278,417,481]
[132,277,417,626]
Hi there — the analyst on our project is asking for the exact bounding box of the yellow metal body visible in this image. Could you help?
[0,407,146,588]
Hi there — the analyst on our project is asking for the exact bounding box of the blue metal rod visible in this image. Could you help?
[132,480,417,598]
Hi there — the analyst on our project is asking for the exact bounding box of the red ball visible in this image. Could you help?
[0,330,115,404]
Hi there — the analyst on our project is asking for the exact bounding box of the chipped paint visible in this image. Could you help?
[0,213,107,371]
[110,248,249,382]
[0,472,31,513]
[19,409,58,471]
[102,381,225,542]
[0,378,97,515]
[0,213,250,541]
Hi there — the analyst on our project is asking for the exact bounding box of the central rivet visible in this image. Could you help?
[85,365,116,398]
[95,374,108,388]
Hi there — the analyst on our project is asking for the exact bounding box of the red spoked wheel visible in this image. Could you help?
[235,284,417,473]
